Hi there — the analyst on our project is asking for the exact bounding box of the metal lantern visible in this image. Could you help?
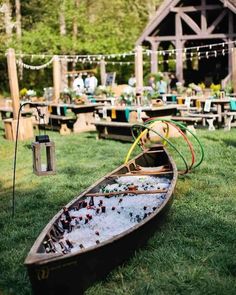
[32,135,56,176]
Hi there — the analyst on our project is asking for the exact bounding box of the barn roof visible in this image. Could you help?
[136,0,236,45]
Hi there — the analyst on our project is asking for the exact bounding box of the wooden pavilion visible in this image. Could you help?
[136,0,236,86]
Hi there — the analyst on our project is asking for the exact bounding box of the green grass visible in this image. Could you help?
[0,124,236,295]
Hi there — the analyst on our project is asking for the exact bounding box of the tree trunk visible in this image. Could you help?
[15,0,23,80]
[15,0,21,38]
[59,1,68,91]
[2,1,13,38]
[72,0,80,71]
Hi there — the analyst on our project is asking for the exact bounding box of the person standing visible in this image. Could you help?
[88,72,98,94]
[73,74,84,95]
[169,73,178,92]
[156,76,167,95]
[84,74,91,93]
[128,74,136,87]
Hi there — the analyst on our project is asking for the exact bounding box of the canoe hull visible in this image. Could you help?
[27,197,173,295]
[25,145,177,295]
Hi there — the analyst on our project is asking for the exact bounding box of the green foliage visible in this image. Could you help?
[225,81,233,94]
[0,0,163,93]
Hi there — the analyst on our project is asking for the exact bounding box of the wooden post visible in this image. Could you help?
[60,57,68,92]
[6,48,20,120]
[135,45,143,94]
[176,40,184,82]
[232,48,236,93]
[53,55,61,103]
[150,42,159,74]
[175,12,184,83]
[100,60,106,86]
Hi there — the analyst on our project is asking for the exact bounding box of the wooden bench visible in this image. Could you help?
[48,114,76,135]
[185,113,219,131]
[171,116,203,124]
[170,116,203,133]
[224,112,236,131]
[94,121,134,142]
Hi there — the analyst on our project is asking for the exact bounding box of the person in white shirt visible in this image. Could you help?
[88,73,98,94]
[73,74,84,95]
[128,74,136,87]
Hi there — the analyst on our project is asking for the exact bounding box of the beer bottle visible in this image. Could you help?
[63,207,72,222]
[65,239,73,249]
[89,196,94,207]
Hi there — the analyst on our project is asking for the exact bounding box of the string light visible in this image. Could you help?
[13,42,233,71]
[3,40,234,62]
[16,57,54,70]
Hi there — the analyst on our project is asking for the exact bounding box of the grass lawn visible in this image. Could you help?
[0,124,236,295]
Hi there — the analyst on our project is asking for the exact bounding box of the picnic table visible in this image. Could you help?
[0,106,32,120]
[94,104,178,141]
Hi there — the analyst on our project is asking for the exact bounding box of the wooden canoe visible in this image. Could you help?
[25,144,177,295]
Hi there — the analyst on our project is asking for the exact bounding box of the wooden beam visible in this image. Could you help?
[171,5,222,12]
[146,36,176,42]
[100,60,106,86]
[180,33,236,40]
[201,0,207,33]
[135,46,143,94]
[149,41,159,73]
[180,12,202,35]
[6,48,20,120]
[207,10,227,34]
[228,12,234,74]
[176,12,183,36]
[53,55,61,103]
[136,0,180,46]
[147,33,236,42]
[232,48,236,93]
[175,13,183,83]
